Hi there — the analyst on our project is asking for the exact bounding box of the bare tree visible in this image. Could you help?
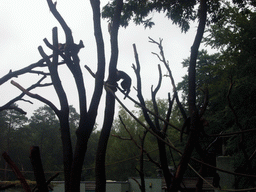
[2,0,123,191]
[110,0,208,191]
[94,0,123,191]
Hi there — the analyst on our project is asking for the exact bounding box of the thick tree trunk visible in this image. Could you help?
[30,146,48,192]
[157,138,173,191]
[170,113,200,191]
[95,93,116,192]
[59,116,73,192]
[139,149,146,192]
[170,0,207,191]
[95,0,123,191]
[69,120,97,192]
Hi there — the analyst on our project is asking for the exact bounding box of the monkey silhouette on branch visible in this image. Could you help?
[116,70,131,99]
[84,65,131,100]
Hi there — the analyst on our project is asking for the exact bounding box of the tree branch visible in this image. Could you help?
[11,80,60,116]
[149,37,187,120]
[151,64,162,130]
[84,65,96,78]
[39,28,69,114]
[118,115,141,149]
[0,75,51,114]
[170,0,207,190]
[88,0,106,119]
[116,86,180,131]
[0,59,48,86]
[209,128,256,137]
[162,93,175,133]
[95,0,123,191]
[132,44,159,134]
[46,0,73,45]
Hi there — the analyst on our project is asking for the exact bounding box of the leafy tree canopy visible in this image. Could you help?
[177,2,256,187]
[103,0,225,32]
[102,0,256,33]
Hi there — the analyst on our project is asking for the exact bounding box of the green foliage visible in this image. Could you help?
[0,106,29,180]
[82,130,100,181]
[29,105,62,173]
[102,0,235,32]
[0,105,83,181]
[177,50,223,105]
[105,99,184,180]
[102,0,201,32]
[0,104,102,181]
[177,3,256,187]
[106,107,145,180]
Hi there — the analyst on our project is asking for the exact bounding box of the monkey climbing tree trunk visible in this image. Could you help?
[170,0,207,191]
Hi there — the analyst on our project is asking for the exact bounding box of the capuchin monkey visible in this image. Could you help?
[116,70,131,99]
[58,40,84,55]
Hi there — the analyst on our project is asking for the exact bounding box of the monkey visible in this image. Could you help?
[70,40,84,55]
[116,70,131,99]
[58,40,84,55]
[58,43,65,51]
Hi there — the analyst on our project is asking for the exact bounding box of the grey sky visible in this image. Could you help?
[0,0,211,126]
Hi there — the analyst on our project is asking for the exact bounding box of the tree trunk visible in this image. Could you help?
[69,122,95,192]
[95,93,116,192]
[30,146,48,192]
[157,138,173,191]
[59,115,73,192]
[95,0,123,191]
[170,0,207,191]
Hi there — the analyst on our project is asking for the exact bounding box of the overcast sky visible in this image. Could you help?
[0,0,213,126]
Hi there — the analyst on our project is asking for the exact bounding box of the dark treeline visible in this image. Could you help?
[0,105,99,181]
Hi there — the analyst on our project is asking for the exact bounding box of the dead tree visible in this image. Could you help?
[94,0,123,191]
[9,0,122,191]
[132,43,175,191]
[110,1,207,191]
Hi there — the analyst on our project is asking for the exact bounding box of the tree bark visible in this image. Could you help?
[30,146,48,192]
[170,0,207,191]
[68,1,107,191]
[95,92,116,192]
[95,0,123,191]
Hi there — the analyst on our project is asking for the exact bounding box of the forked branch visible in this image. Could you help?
[11,80,60,116]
